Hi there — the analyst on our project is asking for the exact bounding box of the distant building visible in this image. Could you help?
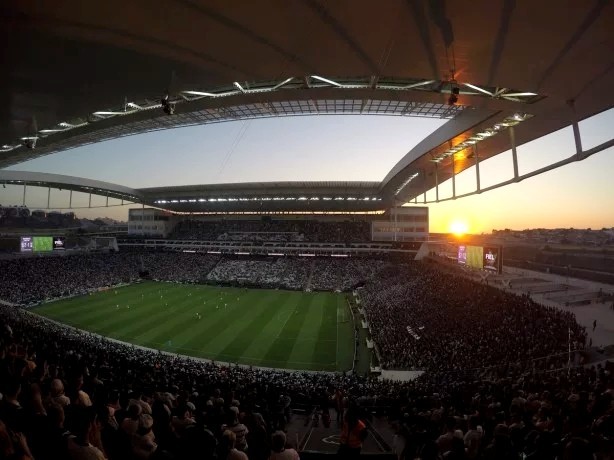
[371,207,429,241]
[31,210,47,219]
[128,208,174,237]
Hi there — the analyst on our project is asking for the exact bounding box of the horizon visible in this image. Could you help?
[4,209,614,234]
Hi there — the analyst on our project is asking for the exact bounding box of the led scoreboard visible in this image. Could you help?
[20,236,33,252]
[33,236,53,252]
[457,245,467,265]
[20,236,66,253]
[53,237,66,250]
[482,246,502,273]
[457,244,502,273]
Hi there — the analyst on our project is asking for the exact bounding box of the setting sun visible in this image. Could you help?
[449,219,469,236]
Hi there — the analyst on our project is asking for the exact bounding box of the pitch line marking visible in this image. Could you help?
[274,307,296,339]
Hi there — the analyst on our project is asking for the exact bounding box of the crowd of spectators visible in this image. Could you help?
[142,254,220,284]
[0,254,587,373]
[0,254,140,305]
[0,254,387,305]
[206,257,387,291]
[0,253,588,373]
[359,264,588,373]
[0,253,222,305]
[309,259,387,291]
[170,220,371,243]
[1,252,612,458]
[0,300,612,459]
[218,233,303,243]
[206,258,312,290]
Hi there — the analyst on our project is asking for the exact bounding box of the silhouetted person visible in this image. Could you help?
[338,406,367,460]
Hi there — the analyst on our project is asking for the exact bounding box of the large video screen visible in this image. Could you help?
[457,244,503,273]
[466,246,484,270]
[483,246,502,273]
[32,236,53,252]
[457,245,467,265]
[53,236,66,250]
[20,236,33,252]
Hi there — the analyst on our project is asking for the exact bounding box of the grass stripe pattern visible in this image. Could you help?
[33,281,352,372]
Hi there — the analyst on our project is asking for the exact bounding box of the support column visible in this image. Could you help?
[451,155,456,198]
[88,193,92,208]
[22,183,27,206]
[106,194,109,207]
[509,126,519,180]
[69,190,73,208]
[435,164,439,202]
[572,121,583,156]
[569,100,583,159]
[47,187,51,208]
[393,205,398,242]
[474,145,481,192]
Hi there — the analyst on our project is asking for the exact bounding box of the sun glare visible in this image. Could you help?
[449,219,469,236]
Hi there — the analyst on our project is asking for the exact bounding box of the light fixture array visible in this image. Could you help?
[394,172,420,196]
[430,113,533,164]
[153,196,382,204]
[1,77,541,153]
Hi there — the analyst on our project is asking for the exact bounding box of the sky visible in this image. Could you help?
[2,108,613,234]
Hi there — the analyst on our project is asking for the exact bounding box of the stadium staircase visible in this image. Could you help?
[349,298,374,376]
[304,259,316,291]
[202,255,223,281]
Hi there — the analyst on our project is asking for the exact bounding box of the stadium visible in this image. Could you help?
[1,1,614,459]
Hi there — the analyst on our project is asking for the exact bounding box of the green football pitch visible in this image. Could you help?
[33,281,354,372]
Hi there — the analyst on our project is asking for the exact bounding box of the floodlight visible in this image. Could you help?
[448,86,460,105]
[161,95,175,115]
[23,138,36,149]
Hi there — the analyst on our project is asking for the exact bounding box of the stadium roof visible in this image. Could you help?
[0,170,383,212]
[142,181,383,213]
[2,0,613,212]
